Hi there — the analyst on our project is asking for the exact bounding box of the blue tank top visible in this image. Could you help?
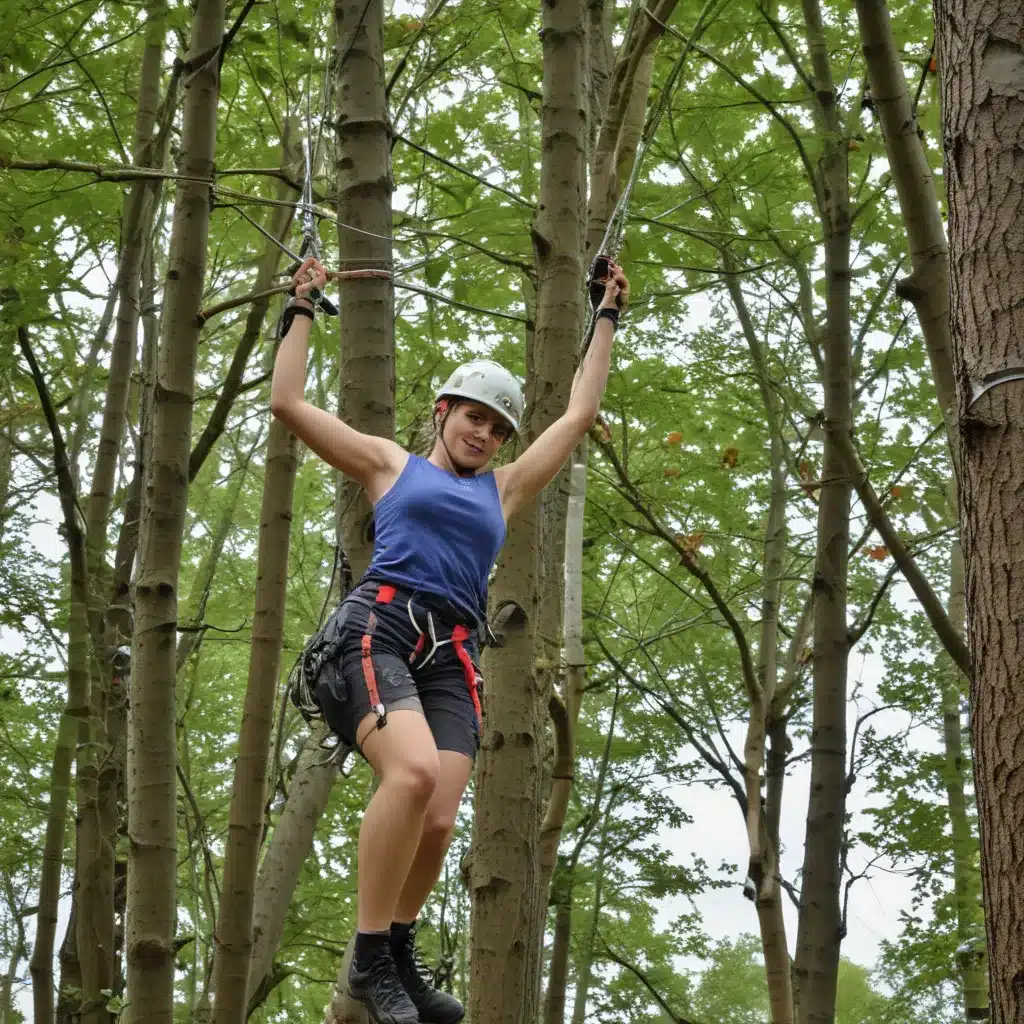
[364,454,506,620]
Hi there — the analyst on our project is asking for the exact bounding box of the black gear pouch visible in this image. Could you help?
[290,602,358,723]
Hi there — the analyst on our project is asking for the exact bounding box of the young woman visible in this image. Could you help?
[271,256,629,1024]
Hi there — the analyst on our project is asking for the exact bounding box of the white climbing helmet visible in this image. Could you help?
[436,359,524,432]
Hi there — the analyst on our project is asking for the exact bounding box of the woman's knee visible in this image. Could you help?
[361,709,440,801]
[421,808,457,846]
[385,753,441,802]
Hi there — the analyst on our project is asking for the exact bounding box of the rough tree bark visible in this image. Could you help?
[333,0,395,578]
[932,4,1024,1019]
[791,0,853,1019]
[467,1,586,1020]
[124,0,226,1018]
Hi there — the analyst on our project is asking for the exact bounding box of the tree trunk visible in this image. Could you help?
[468,2,586,1020]
[124,0,226,1017]
[715,205,796,1023]
[932,4,1024,1021]
[19,324,92,1024]
[853,0,956,441]
[538,455,587,893]
[31,703,76,1023]
[543,856,574,1024]
[570,790,617,1024]
[316,3,394,1020]
[585,0,678,253]
[211,420,300,1021]
[540,456,587,1024]
[942,541,988,1021]
[247,729,339,1014]
[791,0,852,1019]
[334,0,395,581]
[0,880,26,1024]
[103,223,163,1008]
[77,11,170,1020]
[195,140,302,1020]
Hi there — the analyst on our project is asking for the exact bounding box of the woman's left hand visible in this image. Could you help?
[599,261,629,312]
[292,256,327,301]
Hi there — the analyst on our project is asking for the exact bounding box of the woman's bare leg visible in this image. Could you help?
[356,709,440,932]
[393,750,473,923]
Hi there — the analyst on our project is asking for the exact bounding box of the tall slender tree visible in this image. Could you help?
[210,130,301,1024]
[124,0,226,1018]
[791,0,853,1019]
[468,0,587,1019]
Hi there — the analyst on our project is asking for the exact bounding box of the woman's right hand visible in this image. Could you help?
[293,256,327,302]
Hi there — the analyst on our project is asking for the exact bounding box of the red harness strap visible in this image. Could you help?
[451,624,483,724]
[360,585,398,730]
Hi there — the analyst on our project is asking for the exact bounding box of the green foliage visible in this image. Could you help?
[0,0,974,1019]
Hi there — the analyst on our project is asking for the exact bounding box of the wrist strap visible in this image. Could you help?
[280,303,315,338]
[596,307,619,329]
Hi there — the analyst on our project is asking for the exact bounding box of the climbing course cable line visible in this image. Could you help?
[583,0,725,352]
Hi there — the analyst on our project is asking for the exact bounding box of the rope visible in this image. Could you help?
[581,0,726,352]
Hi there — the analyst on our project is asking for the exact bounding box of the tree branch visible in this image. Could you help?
[592,433,761,700]
[393,132,534,208]
[598,938,705,1024]
[16,326,86,556]
[595,635,748,813]
[2,158,212,185]
[834,431,970,676]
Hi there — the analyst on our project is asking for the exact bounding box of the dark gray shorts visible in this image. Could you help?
[309,580,484,760]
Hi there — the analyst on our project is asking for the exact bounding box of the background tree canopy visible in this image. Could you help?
[0,0,985,1021]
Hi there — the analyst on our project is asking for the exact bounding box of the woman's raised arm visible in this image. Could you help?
[495,262,629,520]
[270,257,405,494]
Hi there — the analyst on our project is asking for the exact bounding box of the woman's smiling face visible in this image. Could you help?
[440,400,513,467]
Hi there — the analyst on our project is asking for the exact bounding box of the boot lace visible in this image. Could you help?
[397,924,436,986]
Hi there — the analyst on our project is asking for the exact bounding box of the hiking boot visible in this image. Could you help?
[392,923,465,1024]
[348,951,421,1024]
